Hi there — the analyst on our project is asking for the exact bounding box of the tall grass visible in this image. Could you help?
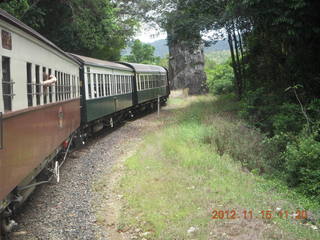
[118,94,320,239]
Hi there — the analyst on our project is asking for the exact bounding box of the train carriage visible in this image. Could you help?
[0,9,81,231]
[70,54,135,131]
[120,62,170,106]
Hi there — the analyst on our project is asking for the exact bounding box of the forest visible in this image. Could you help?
[1,0,319,202]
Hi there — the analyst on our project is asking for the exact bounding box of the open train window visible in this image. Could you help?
[43,67,47,104]
[55,71,58,101]
[48,69,52,103]
[98,74,102,97]
[105,75,109,96]
[93,74,97,98]
[141,75,144,90]
[35,65,40,105]
[2,56,13,111]
[116,75,120,94]
[87,73,92,99]
[63,73,67,100]
[72,76,75,98]
[121,76,125,94]
[66,74,71,99]
[26,63,33,107]
[56,71,60,101]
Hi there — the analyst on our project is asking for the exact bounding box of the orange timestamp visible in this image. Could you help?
[211,209,308,220]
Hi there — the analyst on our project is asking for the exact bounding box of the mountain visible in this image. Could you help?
[122,39,230,58]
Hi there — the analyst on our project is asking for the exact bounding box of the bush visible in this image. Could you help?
[207,63,234,95]
[272,103,305,135]
[284,133,320,200]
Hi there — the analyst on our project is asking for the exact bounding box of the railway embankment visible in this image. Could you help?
[96,92,320,240]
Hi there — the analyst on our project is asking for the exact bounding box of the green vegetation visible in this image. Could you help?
[205,51,230,66]
[206,61,234,95]
[119,94,320,239]
[0,0,138,60]
[164,0,320,201]
[122,40,169,67]
[123,39,160,64]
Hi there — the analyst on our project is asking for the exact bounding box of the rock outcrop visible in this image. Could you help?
[168,41,207,95]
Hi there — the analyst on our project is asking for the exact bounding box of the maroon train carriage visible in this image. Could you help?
[0,9,81,234]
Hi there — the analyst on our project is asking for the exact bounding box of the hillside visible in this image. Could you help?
[122,39,230,57]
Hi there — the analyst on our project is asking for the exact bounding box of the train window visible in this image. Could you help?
[55,71,58,101]
[68,74,71,99]
[111,75,115,95]
[2,57,12,111]
[87,73,91,99]
[116,75,119,94]
[114,75,117,95]
[129,76,132,92]
[126,76,128,93]
[100,74,104,97]
[73,76,76,98]
[26,63,33,107]
[58,72,61,101]
[62,73,65,100]
[66,74,69,99]
[146,75,149,89]
[35,65,40,105]
[64,73,66,99]
[110,75,113,95]
[93,74,97,98]
[69,75,71,99]
[60,73,63,101]
[102,75,105,97]
[77,76,80,97]
[48,69,53,103]
[141,75,144,90]
[43,67,47,104]
[104,75,108,96]
[152,76,154,88]
[121,76,125,94]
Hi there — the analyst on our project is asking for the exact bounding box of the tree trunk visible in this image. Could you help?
[228,31,241,99]
[168,39,207,95]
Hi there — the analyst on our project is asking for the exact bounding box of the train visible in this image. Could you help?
[0,9,169,235]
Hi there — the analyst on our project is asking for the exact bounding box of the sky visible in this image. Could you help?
[135,24,167,43]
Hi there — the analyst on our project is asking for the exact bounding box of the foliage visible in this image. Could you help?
[0,0,138,60]
[284,133,320,200]
[207,62,234,95]
[118,94,320,239]
[122,39,160,64]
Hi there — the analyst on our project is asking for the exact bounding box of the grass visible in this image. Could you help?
[118,93,320,239]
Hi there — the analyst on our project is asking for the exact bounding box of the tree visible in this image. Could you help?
[124,40,159,63]
[0,0,138,60]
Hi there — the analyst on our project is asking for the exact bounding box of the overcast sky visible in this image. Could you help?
[135,24,167,43]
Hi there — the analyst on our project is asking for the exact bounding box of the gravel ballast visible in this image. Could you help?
[8,112,158,240]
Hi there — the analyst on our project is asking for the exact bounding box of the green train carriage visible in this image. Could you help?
[71,54,134,131]
[120,62,170,107]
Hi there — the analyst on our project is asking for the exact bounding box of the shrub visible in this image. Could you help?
[207,63,234,95]
[272,103,305,135]
[284,133,320,200]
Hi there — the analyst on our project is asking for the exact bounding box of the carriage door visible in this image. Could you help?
[2,56,12,111]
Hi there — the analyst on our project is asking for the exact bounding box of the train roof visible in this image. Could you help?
[120,62,167,73]
[0,9,80,65]
[70,54,133,72]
